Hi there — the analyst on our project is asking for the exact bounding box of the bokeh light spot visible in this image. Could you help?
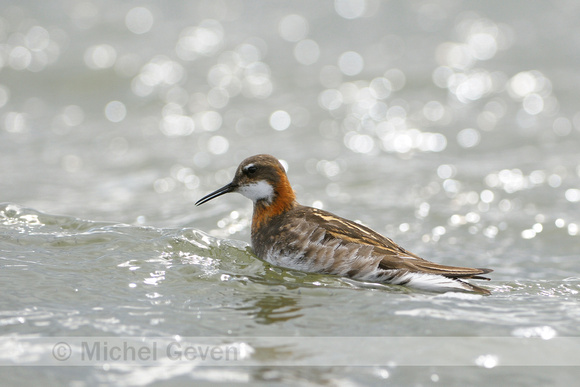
[456,128,480,148]
[269,110,291,131]
[338,51,364,76]
[294,39,320,65]
[104,101,126,122]
[335,0,367,19]
[207,135,229,155]
[85,44,117,69]
[126,7,154,35]
[279,14,309,42]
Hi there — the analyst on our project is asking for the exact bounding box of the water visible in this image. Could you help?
[1,1,580,385]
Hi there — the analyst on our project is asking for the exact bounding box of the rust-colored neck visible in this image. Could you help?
[251,171,296,232]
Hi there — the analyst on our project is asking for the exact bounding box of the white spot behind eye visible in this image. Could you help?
[238,180,274,203]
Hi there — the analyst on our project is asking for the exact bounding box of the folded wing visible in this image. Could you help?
[302,206,493,283]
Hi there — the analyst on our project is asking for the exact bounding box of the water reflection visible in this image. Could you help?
[238,294,303,325]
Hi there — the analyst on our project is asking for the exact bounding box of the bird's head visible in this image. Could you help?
[195,154,295,206]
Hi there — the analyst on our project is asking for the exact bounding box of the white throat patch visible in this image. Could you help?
[238,180,274,203]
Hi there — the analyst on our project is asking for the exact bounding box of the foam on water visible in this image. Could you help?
[2,202,580,385]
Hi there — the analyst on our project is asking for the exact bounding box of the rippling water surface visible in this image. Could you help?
[1,1,580,385]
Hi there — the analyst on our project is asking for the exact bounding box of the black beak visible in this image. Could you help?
[195,182,236,206]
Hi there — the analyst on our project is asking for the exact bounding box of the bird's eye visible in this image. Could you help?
[245,165,258,175]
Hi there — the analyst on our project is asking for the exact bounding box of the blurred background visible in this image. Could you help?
[2,0,579,236]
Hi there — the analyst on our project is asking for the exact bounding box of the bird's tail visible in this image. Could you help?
[384,271,492,295]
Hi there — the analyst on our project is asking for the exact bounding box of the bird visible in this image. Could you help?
[196,154,492,294]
